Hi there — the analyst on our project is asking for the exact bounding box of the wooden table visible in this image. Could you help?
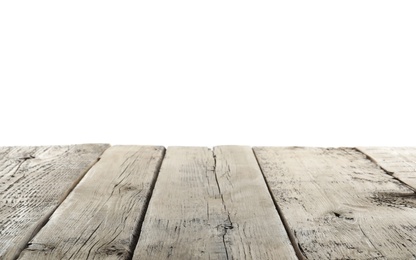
[1,145,416,259]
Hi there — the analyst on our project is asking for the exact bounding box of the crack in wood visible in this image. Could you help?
[25,243,55,252]
[19,155,35,160]
[211,150,233,260]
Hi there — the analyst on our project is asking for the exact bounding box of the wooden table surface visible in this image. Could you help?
[1,145,415,260]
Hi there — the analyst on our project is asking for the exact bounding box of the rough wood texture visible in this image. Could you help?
[358,147,416,190]
[254,147,416,259]
[133,146,296,260]
[19,146,165,260]
[0,144,109,260]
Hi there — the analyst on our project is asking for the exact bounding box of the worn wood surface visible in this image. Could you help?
[358,147,416,190]
[0,144,109,260]
[19,146,165,260]
[133,146,296,260]
[254,147,416,259]
[2,145,416,260]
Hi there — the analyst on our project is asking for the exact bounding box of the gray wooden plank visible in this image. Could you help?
[0,144,109,260]
[358,147,416,190]
[254,147,416,259]
[18,145,165,260]
[133,146,297,260]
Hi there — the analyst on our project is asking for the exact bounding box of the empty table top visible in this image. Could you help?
[1,144,416,260]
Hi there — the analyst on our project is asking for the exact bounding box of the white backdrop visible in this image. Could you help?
[1,1,415,147]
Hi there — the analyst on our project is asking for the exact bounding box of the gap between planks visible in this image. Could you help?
[252,150,307,260]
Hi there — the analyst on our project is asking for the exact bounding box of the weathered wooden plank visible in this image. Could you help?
[133,147,227,260]
[254,147,416,259]
[133,146,296,260]
[213,146,297,259]
[0,144,109,260]
[358,147,416,190]
[18,145,165,260]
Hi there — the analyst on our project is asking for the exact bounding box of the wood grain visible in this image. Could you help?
[133,146,296,260]
[18,146,165,260]
[0,144,109,260]
[358,147,416,190]
[254,147,416,259]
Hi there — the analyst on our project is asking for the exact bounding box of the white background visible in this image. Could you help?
[1,1,415,147]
